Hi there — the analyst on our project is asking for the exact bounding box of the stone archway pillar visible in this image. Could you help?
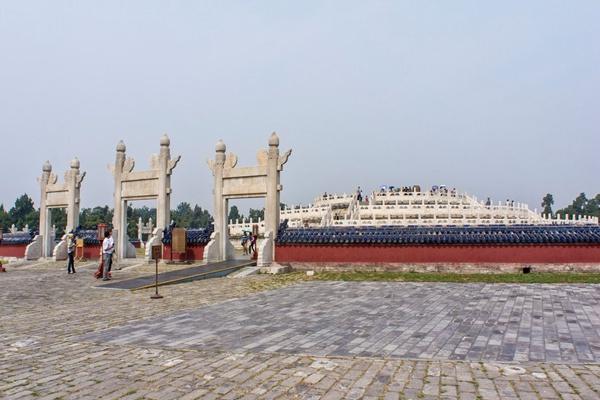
[157,137,173,233]
[212,140,227,260]
[66,158,83,232]
[38,161,52,258]
[265,134,281,238]
[112,141,126,260]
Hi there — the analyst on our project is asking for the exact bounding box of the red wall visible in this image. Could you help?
[81,244,102,260]
[0,244,27,258]
[162,244,205,261]
[275,244,600,264]
[0,243,104,260]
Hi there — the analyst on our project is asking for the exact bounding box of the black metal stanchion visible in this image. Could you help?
[151,245,163,299]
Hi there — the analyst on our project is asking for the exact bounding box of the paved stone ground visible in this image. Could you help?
[2,262,600,399]
[83,281,600,363]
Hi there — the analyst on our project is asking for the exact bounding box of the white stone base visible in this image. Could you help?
[25,235,43,260]
[259,263,292,275]
[144,228,162,261]
[52,238,67,261]
[256,231,274,267]
[203,232,220,263]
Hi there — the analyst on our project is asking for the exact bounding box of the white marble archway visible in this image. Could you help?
[34,158,85,259]
[206,132,291,265]
[110,135,180,261]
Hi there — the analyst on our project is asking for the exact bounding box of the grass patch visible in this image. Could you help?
[246,272,307,291]
[309,271,600,284]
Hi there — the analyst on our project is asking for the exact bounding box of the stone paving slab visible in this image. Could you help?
[82,281,600,363]
[3,264,600,399]
[6,339,600,400]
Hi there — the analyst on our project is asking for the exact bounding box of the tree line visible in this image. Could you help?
[541,193,600,218]
[227,205,264,223]
[0,194,213,237]
[226,203,290,224]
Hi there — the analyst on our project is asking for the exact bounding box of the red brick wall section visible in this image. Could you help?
[0,244,106,260]
[275,244,600,264]
[0,244,27,258]
[81,244,102,260]
[162,245,205,261]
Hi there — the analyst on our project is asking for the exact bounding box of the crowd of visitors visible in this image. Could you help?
[316,185,527,208]
[374,184,458,197]
[485,197,517,208]
[429,185,457,196]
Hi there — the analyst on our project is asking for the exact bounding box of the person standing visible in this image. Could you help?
[249,234,257,255]
[66,232,76,274]
[102,230,115,281]
[241,232,249,255]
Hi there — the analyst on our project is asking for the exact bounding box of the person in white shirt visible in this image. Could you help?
[66,232,76,274]
[102,230,115,281]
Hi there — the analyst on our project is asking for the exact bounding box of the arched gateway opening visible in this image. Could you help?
[205,133,291,266]
[111,135,181,261]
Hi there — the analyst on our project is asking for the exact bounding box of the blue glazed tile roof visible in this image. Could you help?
[276,223,600,245]
[162,225,214,245]
[75,229,103,245]
[0,232,34,245]
[75,229,139,245]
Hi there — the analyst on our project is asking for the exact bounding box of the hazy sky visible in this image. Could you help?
[1,1,598,214]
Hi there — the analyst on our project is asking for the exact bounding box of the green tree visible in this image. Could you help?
[247,208,264,222]
[136,206,155,222]
[0,204,10,232]
[79,206,113,229]
[554,192,600,219]
[228,205,242,223]
[190,205,212,228]
[584,194,600,217]
[51,208,67,236]
[571,193,588,216]
[126,205,156,238]
[541,193,554,217]
[171,202,193,228]
[9,194,39,231]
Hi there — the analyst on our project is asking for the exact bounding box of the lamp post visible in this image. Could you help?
[151,244,163,299]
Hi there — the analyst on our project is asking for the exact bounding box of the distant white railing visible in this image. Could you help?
[280,205,331,220]
[9,224,31,234]
[313,193,355,207]
[228,218,265,237]
[233,189,600,231]
[331,213,598,227]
